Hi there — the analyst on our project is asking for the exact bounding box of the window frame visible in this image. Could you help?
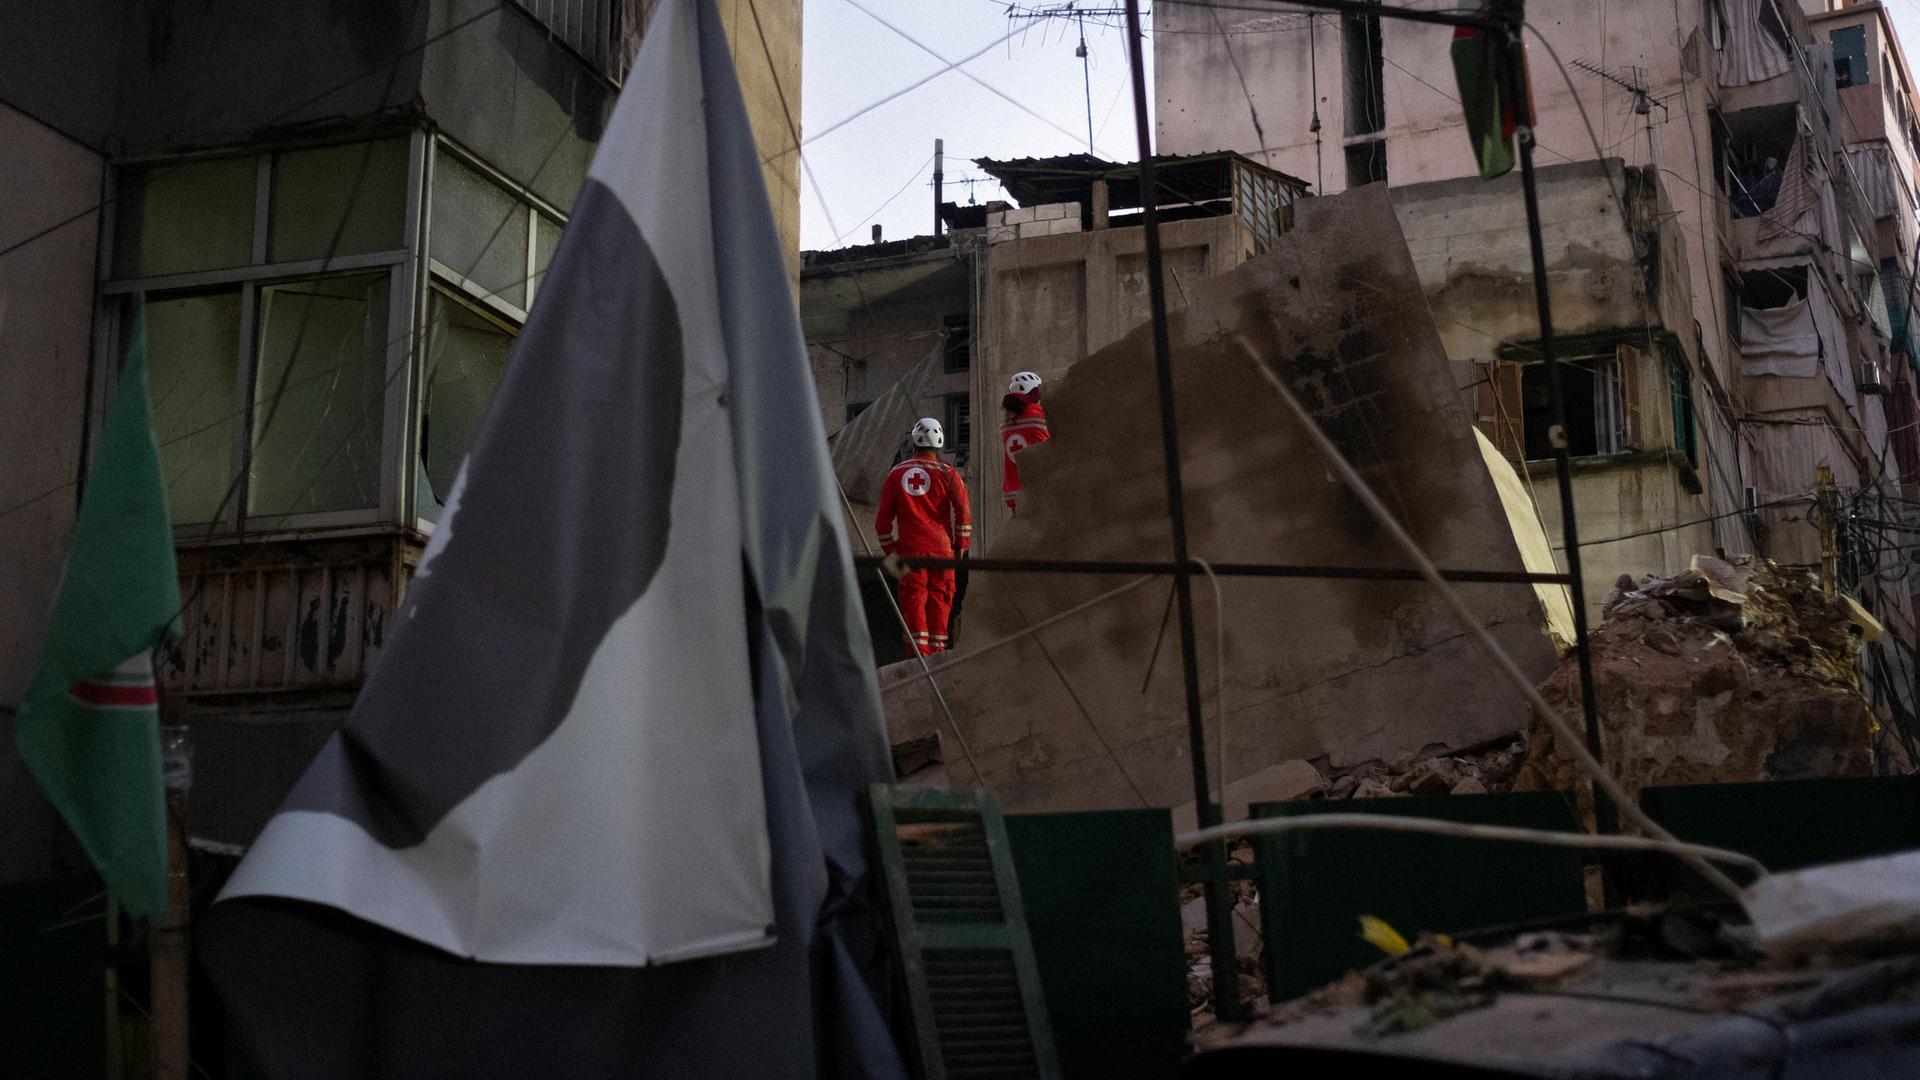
[96,131,423,542]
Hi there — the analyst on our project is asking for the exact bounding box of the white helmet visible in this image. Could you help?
[1009,371,1043,396]
[910,416,945,449]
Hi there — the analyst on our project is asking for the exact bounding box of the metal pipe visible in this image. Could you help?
[856,553,1572,585]
[1506,24,1614,838]
[933,138,945,236]
[1123,0,1242,1023]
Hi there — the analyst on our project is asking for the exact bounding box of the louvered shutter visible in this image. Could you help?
[867,786,1061,1080]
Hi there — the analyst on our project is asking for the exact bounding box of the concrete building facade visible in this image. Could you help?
[0,0,805,871]
[1154,0,1920,653]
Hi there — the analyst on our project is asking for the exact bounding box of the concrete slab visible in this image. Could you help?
[932,184,1558,813]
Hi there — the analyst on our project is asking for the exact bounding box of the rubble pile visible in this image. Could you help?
[1321,736,1527,800]
[1515,556,1873,804]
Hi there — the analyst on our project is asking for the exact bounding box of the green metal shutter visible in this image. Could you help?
[867,785,1061,1080]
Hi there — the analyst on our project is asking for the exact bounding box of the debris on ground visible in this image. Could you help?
[1181,839,1267,1029]
[1515,556,1873,813]
[1320,734,1528,800]
[1193,898,1920,1074]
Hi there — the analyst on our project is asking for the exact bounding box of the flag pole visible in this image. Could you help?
[104,892,123,1080]
[151,697,191,1080]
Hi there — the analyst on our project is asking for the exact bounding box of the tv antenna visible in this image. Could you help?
[1572,59,1666,118]
[1006,3,1133,152]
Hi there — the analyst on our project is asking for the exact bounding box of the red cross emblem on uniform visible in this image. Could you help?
[902,466,931,496]
[1006,433,1029,455]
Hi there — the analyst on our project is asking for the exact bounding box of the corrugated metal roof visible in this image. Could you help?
[974,151,1309,210]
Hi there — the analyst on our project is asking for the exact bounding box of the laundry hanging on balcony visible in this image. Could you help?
[1716,0,1794,87]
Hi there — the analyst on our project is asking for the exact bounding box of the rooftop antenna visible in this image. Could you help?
[1006,2,1133,152]
[1573,58,1666,118]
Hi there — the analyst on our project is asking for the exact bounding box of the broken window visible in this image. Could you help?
[142,290,244,525]
[1831,26,1869,89]
[1345,140,1388,187]
[944,393,972,465]
[249,272,391,518]
[1519,351,1638,460]
[418,289,515,523]
[1725,105,1796,218]
[943,312,971,374]
[1342,8,1385,137]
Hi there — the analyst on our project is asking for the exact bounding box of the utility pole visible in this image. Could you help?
[1817,464,1838,596]
[151,699,192,1080]
[933,138,945,236]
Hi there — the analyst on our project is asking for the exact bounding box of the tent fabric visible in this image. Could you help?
[1716,0,1793,87]
[1740,263,1855,407]
[1473,428,1576,650]
[1741,296,1823,379]
[1847,147,1898,220]
[830,344,941,505]
[204,0,905,1074]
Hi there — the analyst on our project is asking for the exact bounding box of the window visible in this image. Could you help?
[1342,9,1385,137]
[418,290,516,523]
[1724,105,1797,218]
[942,313,971,373]
[943,393,971,465]
[145,290,243,525]
[1346,140,1388,187]
[270,141,409,262]
[110,140,408,530]
[114,157,257,279]
[1520,355,1628,459]
[250,272,390,517]
[1831,26,1869,89]
[1669,358,1699,466]
[430,146,565,316]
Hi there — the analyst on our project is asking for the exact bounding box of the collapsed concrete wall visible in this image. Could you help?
[931,185,1559,812]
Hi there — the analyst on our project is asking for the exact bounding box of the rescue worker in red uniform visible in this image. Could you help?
[876,417,972,655]
[1001,371,1051,511]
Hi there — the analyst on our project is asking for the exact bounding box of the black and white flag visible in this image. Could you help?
[205,0,903,1074]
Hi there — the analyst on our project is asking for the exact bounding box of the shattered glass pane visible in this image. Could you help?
[418,290,514,523]
[248,272,390,518]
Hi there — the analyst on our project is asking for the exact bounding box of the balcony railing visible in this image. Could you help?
[517,0,627,81]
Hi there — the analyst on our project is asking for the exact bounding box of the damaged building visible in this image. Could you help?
[1152,0,1920,652]
[812,0,1920,806]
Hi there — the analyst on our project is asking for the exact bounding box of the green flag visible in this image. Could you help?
[1451,1,1529,180]
[17,307,181,919]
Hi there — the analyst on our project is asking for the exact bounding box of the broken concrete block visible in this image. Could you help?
[1169,759,1330,833]
[938,183,1557,813]
[1405,759,1459,795]
[1518,558,1873,809]
[1449,776,1488,796]
[1182,896,1208,936]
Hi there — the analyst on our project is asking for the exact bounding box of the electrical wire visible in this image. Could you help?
[1176,812,1770,878]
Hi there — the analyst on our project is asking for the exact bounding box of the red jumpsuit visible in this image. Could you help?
[875,453,972,654]
[1001,396,1051,510]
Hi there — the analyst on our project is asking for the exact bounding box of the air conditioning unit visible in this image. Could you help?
[1861,359,1886,394]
